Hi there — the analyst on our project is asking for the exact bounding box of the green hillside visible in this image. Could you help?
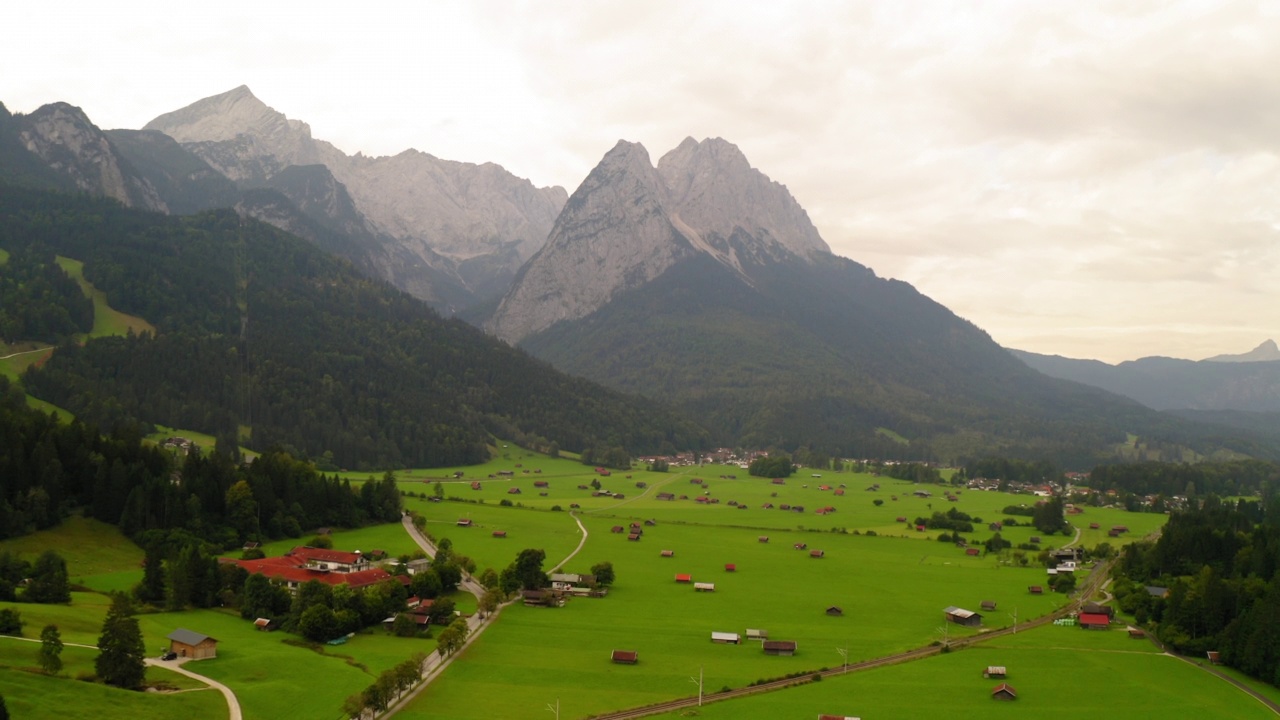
[0,186,704,469]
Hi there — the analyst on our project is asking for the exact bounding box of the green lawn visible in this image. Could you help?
[135,607,437,720]
[647,622,1276,720]
[410,502,585,575]
[0,640,226,720]
[222,521,422,563]
[0,514,144,580]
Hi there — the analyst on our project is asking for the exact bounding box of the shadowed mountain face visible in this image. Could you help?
[143,86,568,311]
[493,137,1269,464]
[1011,347,1280,413]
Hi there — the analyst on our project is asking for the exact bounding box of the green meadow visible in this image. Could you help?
[648,621,1275,720]
[394,507,1069,719]
[0,640,226,720]
[0,514,145,594]
[54,255,155,339]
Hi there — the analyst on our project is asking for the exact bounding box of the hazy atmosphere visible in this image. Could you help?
[4,0,1277,363]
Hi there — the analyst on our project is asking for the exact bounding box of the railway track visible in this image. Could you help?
[592,559,1114,720]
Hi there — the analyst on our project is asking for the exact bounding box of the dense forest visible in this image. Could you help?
[0,244,93,344]
[1115,492,1280,687]
[0,374,399,544]
[0,187,706,469]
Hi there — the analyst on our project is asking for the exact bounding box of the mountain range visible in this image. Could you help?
[3,88,1278,467]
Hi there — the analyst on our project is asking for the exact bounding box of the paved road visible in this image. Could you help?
[146,656,243,720]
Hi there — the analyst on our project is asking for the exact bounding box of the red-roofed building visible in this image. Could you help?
[992,683,1017,700]
[235,548,391,595]
[1078,613,1111,629]
[675,574,692,583]
[289,546,370,573]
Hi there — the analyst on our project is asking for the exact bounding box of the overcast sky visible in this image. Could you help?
[4,1,1278,363]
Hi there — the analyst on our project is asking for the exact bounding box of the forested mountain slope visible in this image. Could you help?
[0,187,704,469]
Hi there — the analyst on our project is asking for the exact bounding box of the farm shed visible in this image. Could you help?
[661,550,675,557]
[507,487,521,494]
[1028,586,1043,594]
[724,563,736,572]
[1082,602,1115,619]
[763,640,797,656]
[694,582,716,592]
[1207,651,1222,664]
[965,548,980,556]
[1089,522,1100,529]
[611,526,625,533]
[456,518,472,527]
[711,632,740,644]
[818,716,861,720]
[470,481,482,490]
[810,549,825,558]
[492,530,507,538]
[944,606,983,627]
[746,628,768,640]
[252,618,278,631]
[1078,613,1111,629]
[167,628,218,660]
[1128,628,1146,639]
[611,650,638,664]
[896,516,908,523]
[758,536,769,543]
[534,480,548,487]
[826,606,844,616]
[992,683,1017,700]
[627,533,641,541]
[983,666,1006,679]
[981,600,997,611]
[675,574,692,583]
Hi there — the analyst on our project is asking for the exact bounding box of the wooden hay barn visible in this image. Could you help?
[746,628,768,640]
[627,533,641,541]
[810,549,825,558]
[763,640,797,656]
[694,582,716,592]
[724,563,736,572]
[992,683,1017,701]
[661,550,674,557]
[611,525,625,533]
[611,650,638,664]
[983,665,1006,679]
[944,606,982,627]
[167,628,218,660]
[1028,585,1043,594]
[758,535,769,543]
[826,606,844,616]
[1128,628,1146,639]
[492,530,507,538]
[981,600,997,611]
[675,573,692,583]
[456,518,472,527]
[711,631,740,644]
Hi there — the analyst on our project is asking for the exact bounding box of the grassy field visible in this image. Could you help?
[144,425,260,460]
[646,622,1276,720]
[394,512,1070,719]
[0,514,144,582]
[0,640,226,720]
[133,607,438,720]
[54,255,155,339]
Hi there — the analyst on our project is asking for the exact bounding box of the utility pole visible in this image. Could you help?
[690,667,704,706]
[836,643,849,672]
[546,698,559,720]
[1009,607,1018,634]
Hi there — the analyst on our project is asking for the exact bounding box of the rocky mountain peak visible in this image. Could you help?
[657,137,829,260]
[488,136,832,344]
[144,85,310,146]
[18,103,167,212]
[487,140,696,344]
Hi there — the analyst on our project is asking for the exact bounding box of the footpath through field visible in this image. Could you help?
[0,634,242,720]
